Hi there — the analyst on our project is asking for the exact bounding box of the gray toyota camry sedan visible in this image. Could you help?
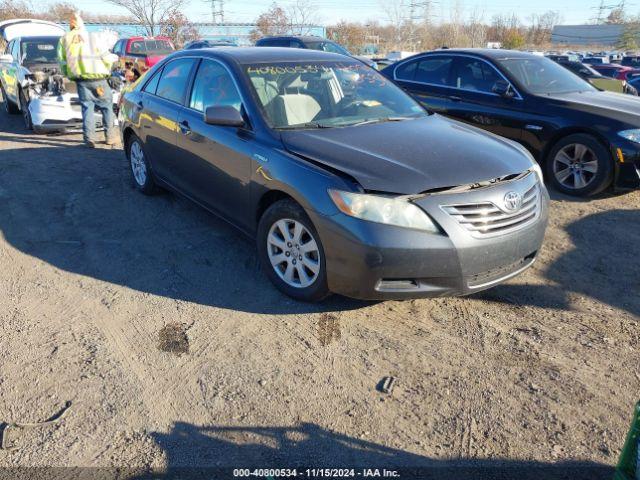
[118,48,549,301]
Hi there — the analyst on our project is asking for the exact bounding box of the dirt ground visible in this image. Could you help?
[0,108,638,480]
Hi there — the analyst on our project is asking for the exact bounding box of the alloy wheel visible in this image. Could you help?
[267,218,321,289]
[130,141,147,186]
[552,143,599,190]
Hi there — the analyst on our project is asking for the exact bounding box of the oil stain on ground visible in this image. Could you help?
[318,313,341,346]
[158,322,189,355]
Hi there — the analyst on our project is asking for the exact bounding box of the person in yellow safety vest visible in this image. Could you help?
[57,12,118,147]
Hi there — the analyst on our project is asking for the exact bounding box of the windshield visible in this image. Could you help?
[129,39,174,55]
[498,57,596,95]
[20,38,58,64]
[244,61,427,129]
[306,41,350,56]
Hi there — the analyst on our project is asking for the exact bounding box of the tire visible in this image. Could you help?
[257,199,330,302]
[19,89,33,131]
[1,84,19,115]
[126,134,158,195]
[545,134,613,197]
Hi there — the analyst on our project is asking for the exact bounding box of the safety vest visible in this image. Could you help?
[57,28,113,80]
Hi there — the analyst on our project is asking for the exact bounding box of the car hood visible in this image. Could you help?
[0,19,64,41]
[545,90,640,124]
[280,115,534,194]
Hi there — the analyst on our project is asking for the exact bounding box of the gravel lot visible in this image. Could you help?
[0,107,638,479]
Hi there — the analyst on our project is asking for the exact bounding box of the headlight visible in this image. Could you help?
[328,189,440,233]
[618,129,640,144]
[530,163,544,185]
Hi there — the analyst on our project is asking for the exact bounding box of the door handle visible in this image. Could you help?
[449,95,462,102]
[179,121,191,135]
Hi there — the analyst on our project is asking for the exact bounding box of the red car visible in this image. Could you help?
[111,36,175,80]
[591,63,640,81]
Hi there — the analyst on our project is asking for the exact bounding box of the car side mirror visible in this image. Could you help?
[492,80,515,98]
[204,105,245,127]
[0,54,13,63]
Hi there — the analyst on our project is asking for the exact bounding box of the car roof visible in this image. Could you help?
[259,35,326,42]
[422,48,541,61]
[175,46,352,64]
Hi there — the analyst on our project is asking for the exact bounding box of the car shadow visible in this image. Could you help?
[476,208,640,317]
[0,140,370,314]
[126,421,613,479]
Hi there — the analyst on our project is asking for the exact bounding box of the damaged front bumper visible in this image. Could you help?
[29,92,120,134]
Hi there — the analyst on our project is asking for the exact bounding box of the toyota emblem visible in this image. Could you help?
[503,191,522,212]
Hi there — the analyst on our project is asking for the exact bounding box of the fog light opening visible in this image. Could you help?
[377,279,419,290]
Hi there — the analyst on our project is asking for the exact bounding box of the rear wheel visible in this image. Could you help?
[19,89,33,131]
[126,134,158,195]
[545,134,613,196]
[1,84,19,114]
[257,199,330,302]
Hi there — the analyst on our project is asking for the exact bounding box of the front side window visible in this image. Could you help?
[414,57,453,86]
[4,40,13,55]
[453,57,502,93]
[189,59,242,112]
[244,61,427,129]
[156,58,196,104]
[498,57,596,95]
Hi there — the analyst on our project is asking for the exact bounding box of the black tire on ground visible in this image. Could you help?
[126,134,158,195]
[545,133,613,197]
[257,199,331,302]
[19,89,33,131]
[1,84,20,115]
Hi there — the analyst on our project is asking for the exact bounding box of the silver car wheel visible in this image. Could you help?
[130,141,147,186]
[553,143,598,190]
[267,218,320,289]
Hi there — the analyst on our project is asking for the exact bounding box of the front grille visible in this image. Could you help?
[442,183,540,238]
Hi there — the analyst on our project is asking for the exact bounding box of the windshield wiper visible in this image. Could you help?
[347,116,416,127]
[277,122,333,130]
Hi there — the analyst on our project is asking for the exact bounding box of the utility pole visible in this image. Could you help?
[206,0,225,24]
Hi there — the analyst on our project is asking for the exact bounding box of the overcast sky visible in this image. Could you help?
[69,0,625,25]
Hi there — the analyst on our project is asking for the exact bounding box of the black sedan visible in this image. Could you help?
[382,49,640,196]
[118,48,548,301]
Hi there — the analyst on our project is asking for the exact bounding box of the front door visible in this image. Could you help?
[175,58,253,231]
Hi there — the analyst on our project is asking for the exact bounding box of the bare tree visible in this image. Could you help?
[288,0,319,35]
[161,10,199,47]
[0,0,33,21]
[104,0,186,36]
[250,2,291,42]
[466,8,487,48]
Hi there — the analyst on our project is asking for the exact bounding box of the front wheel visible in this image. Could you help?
[545,134,613,196]
[126,134,158,195]
[257,199,330,302]
[19,89,33,131]
[1,84,19,115]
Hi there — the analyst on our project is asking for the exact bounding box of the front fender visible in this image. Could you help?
[251,147,355,220]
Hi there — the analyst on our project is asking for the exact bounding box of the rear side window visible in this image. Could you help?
[142,67,162,94]
[452,57,502,93]
[395,60,417,80]
[155,58,196,104]
[189,59,242,112]
[415,57,453,86]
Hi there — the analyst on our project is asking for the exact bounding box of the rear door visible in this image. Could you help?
[175,58,253,230]
[443,55,525,142]
[391,55,455,113]
[138,57,198,182]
